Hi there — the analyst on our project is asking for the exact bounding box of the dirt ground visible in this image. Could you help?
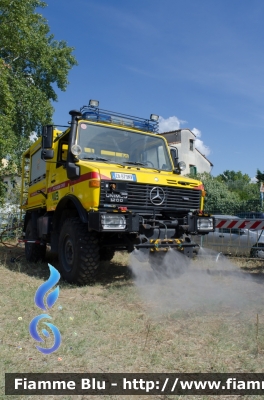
[1,243,264,399]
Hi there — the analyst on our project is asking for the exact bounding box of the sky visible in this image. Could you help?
[40,0,264,178]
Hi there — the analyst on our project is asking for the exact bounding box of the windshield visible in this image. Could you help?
[77,123,172,171]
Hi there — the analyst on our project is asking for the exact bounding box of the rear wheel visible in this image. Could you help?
[58,217,100,285]
[25,219,46,262]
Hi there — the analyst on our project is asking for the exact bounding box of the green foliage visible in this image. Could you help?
[256,169,264,183]
[188,172,262,214]
[215,170,258,202]
[0,0,77,204]
[191,172,241,214]
[216,170,251,184]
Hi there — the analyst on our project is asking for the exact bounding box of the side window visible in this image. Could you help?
[189,139,194,151]
[57,133,69,168]
[158,146,168,169]
[61,143,68,162]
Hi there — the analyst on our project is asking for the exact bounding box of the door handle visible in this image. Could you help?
[219,235,224,238]
[51,179,56,183]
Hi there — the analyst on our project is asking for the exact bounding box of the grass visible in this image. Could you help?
[1,243,264,399]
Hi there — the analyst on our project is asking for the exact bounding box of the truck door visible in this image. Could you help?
[46,132,70,211]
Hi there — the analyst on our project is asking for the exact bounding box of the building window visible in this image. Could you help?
[190,165,197,175]
[189,139,194,151]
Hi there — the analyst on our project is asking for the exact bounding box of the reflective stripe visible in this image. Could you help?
[215,219,264,230]
[47,172,110,193]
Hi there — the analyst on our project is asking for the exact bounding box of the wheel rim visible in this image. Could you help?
[255,249,264,259]
[252,244,264,258]
[63,236,74,272]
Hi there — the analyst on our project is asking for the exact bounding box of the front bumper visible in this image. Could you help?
[88,211,140,232]
[87,211,214,235]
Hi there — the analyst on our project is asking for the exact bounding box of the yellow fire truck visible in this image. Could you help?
[20,100,214,284]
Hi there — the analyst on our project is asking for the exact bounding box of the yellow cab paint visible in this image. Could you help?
[21,122,205,213]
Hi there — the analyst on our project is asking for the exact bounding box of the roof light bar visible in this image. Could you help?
[80,103,159,133]
[89,99,99,108]
[150,114,159,122]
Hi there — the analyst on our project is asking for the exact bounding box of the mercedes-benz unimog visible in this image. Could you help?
[20,100,214,284]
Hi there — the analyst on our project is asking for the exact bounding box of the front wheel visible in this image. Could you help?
[58,217,100,285]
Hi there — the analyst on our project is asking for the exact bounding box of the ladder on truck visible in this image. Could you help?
[20,150,30,221]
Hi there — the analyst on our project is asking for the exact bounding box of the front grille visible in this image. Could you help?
[100,181,201,211]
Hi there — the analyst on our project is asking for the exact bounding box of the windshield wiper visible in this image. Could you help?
[81,156,125,168]
[82,156,109,162]
[123,160,161,172]
[123,161,146,166]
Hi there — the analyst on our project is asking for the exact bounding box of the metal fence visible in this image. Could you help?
[192,217,264,258]
[0,212,23,240]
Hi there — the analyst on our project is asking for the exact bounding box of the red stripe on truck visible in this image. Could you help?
[47,172,110,193]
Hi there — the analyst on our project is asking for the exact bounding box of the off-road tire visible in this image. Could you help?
[25,219,46,262]
[100,247,115,262]
[58,217,100,285]
[250,242,264,258]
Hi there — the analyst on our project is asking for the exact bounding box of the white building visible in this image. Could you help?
[160,129,213,175]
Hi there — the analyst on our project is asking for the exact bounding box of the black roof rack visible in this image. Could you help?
[80,105,159,133]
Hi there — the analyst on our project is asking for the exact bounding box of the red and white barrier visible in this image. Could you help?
[215,219,264,230]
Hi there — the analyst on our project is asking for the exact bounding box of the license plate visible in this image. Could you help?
[111,172,136,181]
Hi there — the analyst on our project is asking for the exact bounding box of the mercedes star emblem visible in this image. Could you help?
[150,187,165,205]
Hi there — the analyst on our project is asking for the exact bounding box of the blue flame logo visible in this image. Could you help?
[29,264,61,354]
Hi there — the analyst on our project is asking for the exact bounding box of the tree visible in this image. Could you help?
[216,170,259,204]
[0,0,77,204]
[256,169,264,183]
[216,170,251,184]
[193,173,241,214]
[188,172,262,214]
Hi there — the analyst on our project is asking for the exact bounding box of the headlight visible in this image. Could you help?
[197,217,214,231]
[178,161,186,171]
[71,144,82,156]
[101,214,126,230]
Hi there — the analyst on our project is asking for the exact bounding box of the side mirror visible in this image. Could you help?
[170,147,178,167]
[41,149,54,160]
[42,125,53,149]
[67,162,80,180]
